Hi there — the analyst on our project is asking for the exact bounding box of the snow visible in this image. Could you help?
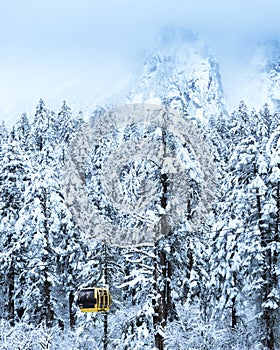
[127,28,226,120]
[1,26,280,350]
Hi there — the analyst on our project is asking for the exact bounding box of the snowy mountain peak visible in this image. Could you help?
[128,28,226,121]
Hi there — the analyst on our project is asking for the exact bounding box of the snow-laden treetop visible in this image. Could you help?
[63,104,216,246]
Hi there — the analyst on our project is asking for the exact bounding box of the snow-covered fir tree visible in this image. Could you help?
[0,134,31,325]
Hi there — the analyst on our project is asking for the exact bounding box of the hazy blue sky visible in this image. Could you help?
[1,0,280,123]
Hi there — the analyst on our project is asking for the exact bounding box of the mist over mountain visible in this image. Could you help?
[111,27,279,120]
[234,39,280,112]
[126,28,226,121]
[1,26,280,124]
[222,40,280,111]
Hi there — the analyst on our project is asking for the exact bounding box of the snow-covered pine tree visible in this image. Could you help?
[230,108,280,349]
[15,113,31,153]
[56,101,76,144]
[16,147,86,328]
[13,102,88,329]
[207,105,255,333]
[0,121,8,143]
[208,104,280,349]
[0,134,30,325]
[32,99,52,153]
[253,123,280,349]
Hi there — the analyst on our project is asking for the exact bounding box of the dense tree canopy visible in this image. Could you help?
[0,100,280,350]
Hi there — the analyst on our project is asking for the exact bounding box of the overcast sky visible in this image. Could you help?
[1,0,280,124]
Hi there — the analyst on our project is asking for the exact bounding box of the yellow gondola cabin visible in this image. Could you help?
[77,287,112,312]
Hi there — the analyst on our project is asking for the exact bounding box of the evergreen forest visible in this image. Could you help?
[1,98,280,350]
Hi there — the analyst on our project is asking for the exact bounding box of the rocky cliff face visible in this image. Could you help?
[114,29,280,118]
[127,28,227,121]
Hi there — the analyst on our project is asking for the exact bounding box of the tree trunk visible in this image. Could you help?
[153,215,170,349]
[103,241,109,350]
[231,272,237,329]
[104,312,108,350]
[43,266,54,328]
[231,295,237,329]
[152,126,175,349]
[7,260,15,326]
[69,290,75,329]
[152,242,165,350]
[42,188,54,328]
